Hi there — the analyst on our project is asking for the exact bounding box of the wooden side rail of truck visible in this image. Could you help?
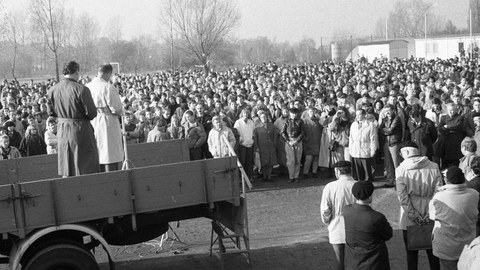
[0,140,250,270]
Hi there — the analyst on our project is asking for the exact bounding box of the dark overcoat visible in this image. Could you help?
[407,117,438,159]
[438,114,465,161]
[344,204,393,270]
[253,122,277,167]
[302,116,323,156]
[47,78,99,176]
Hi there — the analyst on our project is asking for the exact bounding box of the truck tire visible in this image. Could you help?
[23,243,99,270]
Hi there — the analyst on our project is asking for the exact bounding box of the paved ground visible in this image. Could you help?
[94,170,433,270]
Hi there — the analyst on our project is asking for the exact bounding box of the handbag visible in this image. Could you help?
[406,220,434,250]
[328,140,339,152]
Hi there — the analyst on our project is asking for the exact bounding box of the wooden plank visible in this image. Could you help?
[52,172,132,224]
[0,140,190,184]
[0,185,17,233]
[0,162,9,185]
[127,140,190,167]
[205,157,240,204]
[15,154,57,183]
[133,162,206,212]
[20,180,56,231]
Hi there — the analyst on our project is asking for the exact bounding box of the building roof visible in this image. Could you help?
[413,33,480,41]
[358,40,409,46]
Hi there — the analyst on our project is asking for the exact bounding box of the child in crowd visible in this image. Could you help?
[167,115,184,139]
[19,125,47,157]
[0,134,21,160]
[147,118,170,142]
[44,117,58,154]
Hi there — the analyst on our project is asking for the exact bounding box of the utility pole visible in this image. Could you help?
[424,12,427,59]
[320,37,323,60]
[169,0,174,71]
[350,35,353,58]
[386,17,388,40]
[471,8,473,58]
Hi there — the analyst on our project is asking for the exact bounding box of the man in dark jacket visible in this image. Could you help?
[407,104,438,161]
[344,181,393,270]
[47,61,99,177]
[438,103,466,168]
[184,110,207,161]
[379,104,403,187]
[195,103,213,159]
[282,108,305,183]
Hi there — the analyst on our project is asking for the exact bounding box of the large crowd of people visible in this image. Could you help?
[1,56,480,269]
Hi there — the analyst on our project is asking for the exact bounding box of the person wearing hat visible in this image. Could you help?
[281,107,305,182]
[343,181,393,270]
[429,166,479,269]
[3,120,22,148]
[395,142,442,270]
[320,160,357,270]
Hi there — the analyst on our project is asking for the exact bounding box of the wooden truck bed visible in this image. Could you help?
[0,140,241,239]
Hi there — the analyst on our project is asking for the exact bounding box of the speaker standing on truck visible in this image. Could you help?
[47,61,100,177]
[86,64,124,172]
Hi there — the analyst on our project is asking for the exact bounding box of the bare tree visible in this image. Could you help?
[159,0,240,74]
[387,0,442,38]
[105,15,124,43]
[5,11,28,78]
[29,0,66,81]
[74,13,100,72]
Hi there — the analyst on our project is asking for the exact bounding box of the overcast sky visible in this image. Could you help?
[3,0,470,44]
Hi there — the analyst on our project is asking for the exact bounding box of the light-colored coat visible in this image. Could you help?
[429,184,479,260]
[348,120,377,158]
[208,126,236,158]
[86,77,124,164]
[395,156,442,230]
[44,130,57,154]
[320,175,357,244]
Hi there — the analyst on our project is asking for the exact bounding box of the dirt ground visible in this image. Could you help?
[94,170,433,270]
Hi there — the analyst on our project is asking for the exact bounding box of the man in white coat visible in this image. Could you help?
[320,160,357,270]
[395,142,442,270]
[86,64,124,172]
[349,109,378,182]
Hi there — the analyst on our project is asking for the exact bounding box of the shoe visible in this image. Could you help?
[288,179,294,183]
[302,174,309,179]
[294,178,299,183]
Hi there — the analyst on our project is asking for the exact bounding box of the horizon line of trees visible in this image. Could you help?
[1,0,480,80]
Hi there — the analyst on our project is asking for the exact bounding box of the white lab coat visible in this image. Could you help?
[86,77,124,164]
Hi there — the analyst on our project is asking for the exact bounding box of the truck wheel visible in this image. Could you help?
[24,243,99,270]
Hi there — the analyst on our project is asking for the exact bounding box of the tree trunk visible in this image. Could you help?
[202,57,210,76]
[12,42,17,79]
[54,50,60,82]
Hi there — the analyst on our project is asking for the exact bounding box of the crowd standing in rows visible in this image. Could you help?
[1,57,480,269]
